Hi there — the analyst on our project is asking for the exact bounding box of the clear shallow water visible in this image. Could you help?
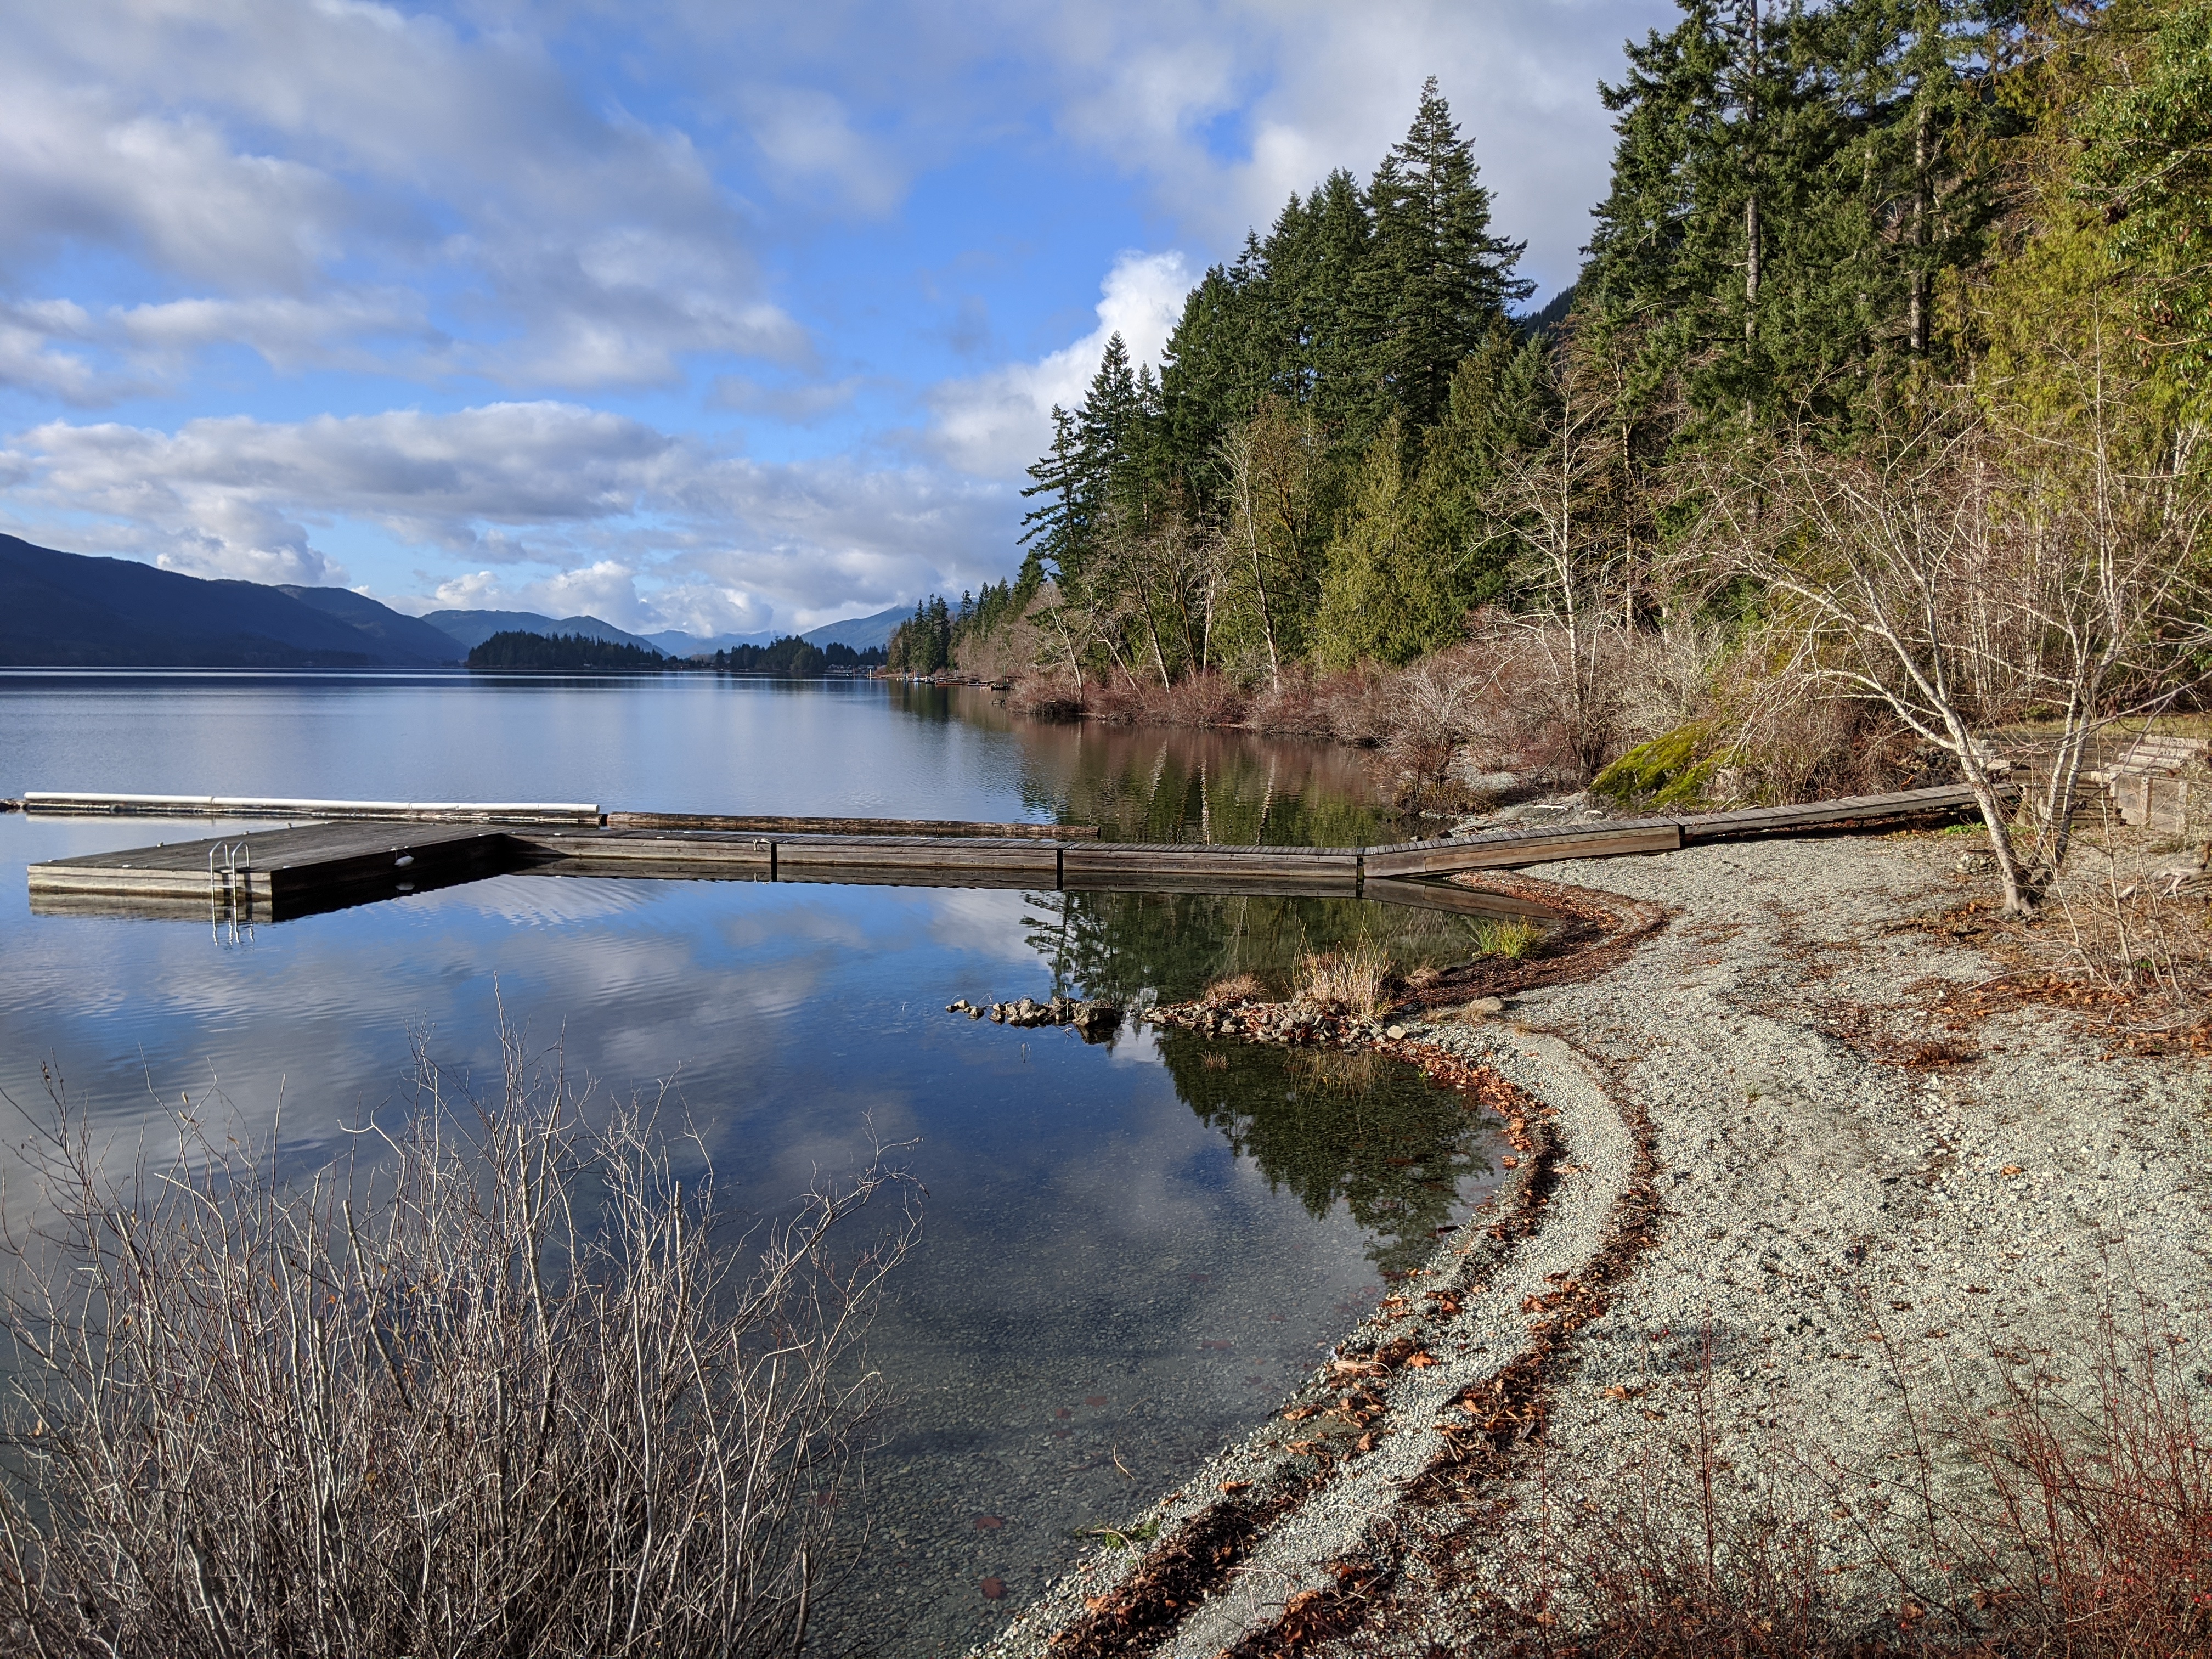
[0,674,1498,1654]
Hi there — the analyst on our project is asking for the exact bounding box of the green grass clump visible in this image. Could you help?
[1470,918,1546,960]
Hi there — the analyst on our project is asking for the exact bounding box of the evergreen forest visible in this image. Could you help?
[713,637,884,675]
[467,631,670,671]
[932,0,2210,894]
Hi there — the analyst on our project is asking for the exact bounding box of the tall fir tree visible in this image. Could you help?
[1358,78,1534,431]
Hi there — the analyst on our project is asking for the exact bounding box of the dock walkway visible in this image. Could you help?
[20,784,1989,923]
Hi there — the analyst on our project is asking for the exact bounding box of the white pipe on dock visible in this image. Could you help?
[22,792,601,825]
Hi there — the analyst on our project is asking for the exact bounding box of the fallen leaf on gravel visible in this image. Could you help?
[1965,1284,1991,1294]
[1600,1385,1642,1400]
[980,1578,1007,1600]
[1220,1480,1251,1493]
[1355,1432,1376,1453]
[2001,1164,2024,1176]
[1500,1157,1520,1169]
[1403,1352,1438,1369]
[974,1515,1004,1530]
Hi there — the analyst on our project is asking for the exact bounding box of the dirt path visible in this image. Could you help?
[977,832,2212,1656]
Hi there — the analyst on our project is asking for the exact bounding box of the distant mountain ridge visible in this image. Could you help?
[798,605,907,653]
[422,609,661,654]
[0,534,921,669]
[0,535,456,668]
[639,606,909,659]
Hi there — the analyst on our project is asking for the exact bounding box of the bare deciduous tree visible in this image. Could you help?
[1692,421,2042,910]
[1486,346,1638,782]
[1689,404,2209,916]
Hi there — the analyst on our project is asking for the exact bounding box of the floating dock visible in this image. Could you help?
[20,784,1990,924]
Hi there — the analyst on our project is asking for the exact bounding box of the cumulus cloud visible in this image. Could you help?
[2,402,1013,631]
[708,374,864,422]
[928,249,1190,478]
[0,1,811,391]
[0,0,1663,619]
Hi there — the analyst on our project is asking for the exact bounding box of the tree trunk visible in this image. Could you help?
[1910,100,1930,356]
[1742,0,1761,348]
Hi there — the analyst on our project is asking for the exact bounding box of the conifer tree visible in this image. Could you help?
[1358,78,1533,430]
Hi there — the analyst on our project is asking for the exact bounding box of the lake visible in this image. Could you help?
[0,672,1504,1654]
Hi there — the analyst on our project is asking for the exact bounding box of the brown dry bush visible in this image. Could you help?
[1491,1300,2211,1658]
[1007,671,1085,721]
[0,1036,916,1659]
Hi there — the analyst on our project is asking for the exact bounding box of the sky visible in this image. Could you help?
[0,0,1674,640]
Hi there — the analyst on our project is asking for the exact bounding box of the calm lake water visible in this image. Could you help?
[0,672,1502,1655]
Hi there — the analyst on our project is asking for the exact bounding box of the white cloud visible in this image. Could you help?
[1005,0,1650,297]
[741,86,906,215]
[928,249,1191,478]
[0,1,812,391]
[2,401,1013,631]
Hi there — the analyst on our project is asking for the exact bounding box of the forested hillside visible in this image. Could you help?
[467,631,669,670]
[934,1,2208,905]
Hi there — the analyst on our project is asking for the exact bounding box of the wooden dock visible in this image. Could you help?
[22,783,1990,923]
[26,821,517,920]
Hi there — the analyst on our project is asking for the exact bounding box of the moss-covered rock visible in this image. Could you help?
[1591,723,1729,808]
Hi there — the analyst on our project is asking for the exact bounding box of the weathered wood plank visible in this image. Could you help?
[773,836,1063,877]
[603,811,1092,839]
[1065,871,1363,898]
[1676,784,1984,841]
[24,791,600,825]
[1364,823,1679,877]
[1063,845,1362,881]
[28,822,517,913]
[1358,877,1561,919]
[512,831,774,868]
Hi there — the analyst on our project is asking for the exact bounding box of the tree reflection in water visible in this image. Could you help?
[887,681,1409,848]
[903,682,1497,1276]
[1022,885,1499,1279]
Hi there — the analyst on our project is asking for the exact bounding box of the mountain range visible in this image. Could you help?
[0,535,910,667]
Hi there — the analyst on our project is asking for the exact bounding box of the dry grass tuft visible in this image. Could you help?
[1477,1299,2212,1658]
[1293,940,1393,1019]
[1201,971,1267,1006]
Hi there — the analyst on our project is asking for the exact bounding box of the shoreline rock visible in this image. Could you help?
[947,995,1121,1041]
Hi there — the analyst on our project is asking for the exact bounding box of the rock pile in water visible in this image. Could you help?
[945,996,1121,1041]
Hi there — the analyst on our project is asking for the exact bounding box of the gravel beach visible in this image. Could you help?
[977,829,2212,1657]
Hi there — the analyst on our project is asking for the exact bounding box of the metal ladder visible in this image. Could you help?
[208,839,254,946]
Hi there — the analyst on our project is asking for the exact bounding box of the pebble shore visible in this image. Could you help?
[976,831,2212,1657]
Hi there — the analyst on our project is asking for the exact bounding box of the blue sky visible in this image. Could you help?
[0,0,1672,637]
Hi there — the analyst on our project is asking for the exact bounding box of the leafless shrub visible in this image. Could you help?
[0,1034,915,1658]
[1007,671,1085,721]
[1617,619,1730,746]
